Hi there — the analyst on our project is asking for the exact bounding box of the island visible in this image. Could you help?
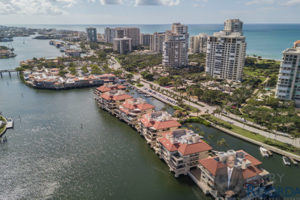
[0,46,16,59]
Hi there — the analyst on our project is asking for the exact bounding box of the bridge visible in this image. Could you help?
[0,69,19,77]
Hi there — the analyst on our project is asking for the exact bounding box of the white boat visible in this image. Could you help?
[290,157,298,166]
[6,118,14,129]
[259,147,269,157]
[282,156,291,166]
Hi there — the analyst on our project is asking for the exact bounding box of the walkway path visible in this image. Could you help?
[108,57,300,148]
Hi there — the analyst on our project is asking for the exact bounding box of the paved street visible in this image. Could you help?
[109,58,300,148]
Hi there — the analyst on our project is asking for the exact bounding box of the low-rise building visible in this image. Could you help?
[157,129,212,177]
[194,150,275,199]
[117,98,155,128]
[95,83,126,96]
[138,111,181,148]
[97,90,132,114]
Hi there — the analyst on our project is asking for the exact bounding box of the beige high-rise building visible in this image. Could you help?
[172,22,188,35]
[150,32,165,53]
[162,31,189,68]
[140,33,151,46]
[205,31,246,81]
[276,41,300,104]
[113,37,132,54]
[190,33,208,54]
[104,27,140,47]
[124,27,140,47]
[224,19,243,35]
[162,23,189,68]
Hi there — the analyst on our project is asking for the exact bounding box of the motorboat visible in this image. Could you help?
[282,156,291,166]
[259,146,269,158]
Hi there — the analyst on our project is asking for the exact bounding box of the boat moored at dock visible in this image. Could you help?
[282,156,291,166]
[259,146,269,158]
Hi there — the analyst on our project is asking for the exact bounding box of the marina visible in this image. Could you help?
[94,83,278,199]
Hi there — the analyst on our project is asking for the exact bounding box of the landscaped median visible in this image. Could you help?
[204,114,300,157]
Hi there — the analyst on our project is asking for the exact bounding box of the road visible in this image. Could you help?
[108,57,300,148]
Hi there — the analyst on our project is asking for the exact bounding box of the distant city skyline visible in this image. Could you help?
[0,0,300,24]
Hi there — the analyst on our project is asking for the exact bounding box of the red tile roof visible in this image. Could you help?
[199,150,263,179]
[113,94,132,101]
[178,141,212,156]
[243,165,262,180]
[199,158,226,176]
[153,120,181,130]
[96,84,126,93]
[158,137,180,152]
[237,150,262,166]
[140,113,181,130]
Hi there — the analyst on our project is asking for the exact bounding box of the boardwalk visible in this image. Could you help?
[0,69,18,77]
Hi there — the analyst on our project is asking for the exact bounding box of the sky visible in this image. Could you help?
[0,0,299,24]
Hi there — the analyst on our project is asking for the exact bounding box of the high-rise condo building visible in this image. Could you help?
[86,27,97,42]
[205,19,246,81]
[150,32,165,53]
[140,33,151,46]
[190,33,208,54]
[104,27,140,48]
[104,27,115,43]
[206,31,246,81]
[275,41,300,104]
[124,27,140,47]
[224,19,243,35]
[162,23,189,68]
[113,37,132,54]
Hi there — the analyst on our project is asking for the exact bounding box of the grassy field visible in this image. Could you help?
[207,115,300,156]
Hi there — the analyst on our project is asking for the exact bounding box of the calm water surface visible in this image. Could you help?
[0,32,299,200]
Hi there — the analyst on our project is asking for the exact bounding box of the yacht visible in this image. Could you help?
[259,146,269,158]
[282,156,291,166]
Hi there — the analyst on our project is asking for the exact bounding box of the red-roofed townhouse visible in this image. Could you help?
[117,98,155,129]
[94,83,126,96]
[98,73,117,83]
[157,129,212,177]
[97,90,133,114]
[138,111,181,148]
[195,150,275,199]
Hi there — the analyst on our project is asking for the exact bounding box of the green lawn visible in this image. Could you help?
[207,115,300,156]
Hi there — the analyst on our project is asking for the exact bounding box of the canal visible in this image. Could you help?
[0,36,299,200]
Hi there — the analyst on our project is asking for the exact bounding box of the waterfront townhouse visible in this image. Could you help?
[117,98,155,128]
[98,73,117,83]
[95,83,126,96]
[97,90,132,114]
[156,129,212,177]
[139,111,181,148]
[193,149,274,199]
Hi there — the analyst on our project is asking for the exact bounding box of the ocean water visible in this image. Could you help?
[10,23,300,60]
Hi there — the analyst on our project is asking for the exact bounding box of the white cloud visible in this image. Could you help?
[135,0,180,6]
[100,0,123,5]
[0,0,77,15]
[245,0,274,5]
[283,0,300,6]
